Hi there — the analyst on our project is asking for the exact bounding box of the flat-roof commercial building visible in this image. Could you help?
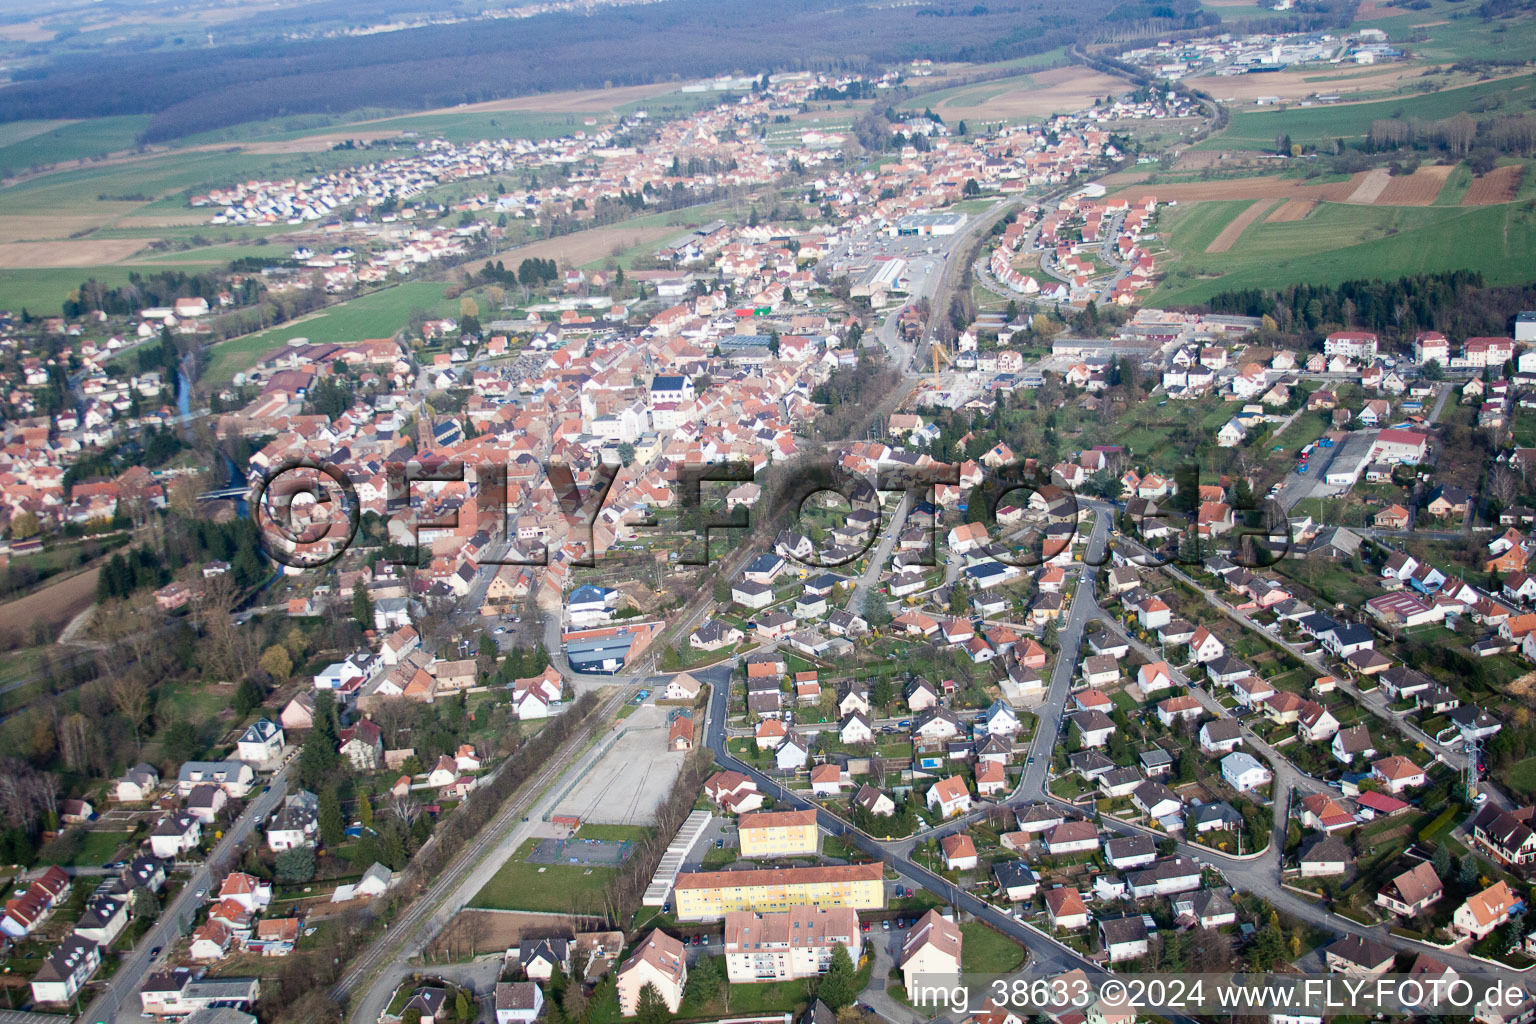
[888,212,968,237]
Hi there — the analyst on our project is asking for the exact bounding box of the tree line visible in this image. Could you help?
[61,271,261,319]
[1201,269,1536,347]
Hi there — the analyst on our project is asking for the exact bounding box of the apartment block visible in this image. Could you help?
[737,809,819,858]
[723,906,861,982]
[672,863,884,921]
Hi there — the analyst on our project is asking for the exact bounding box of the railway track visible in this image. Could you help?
[330,681,637,1006]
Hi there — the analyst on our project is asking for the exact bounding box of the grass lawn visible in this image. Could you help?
[469,838,617,912]
[201,280,455,383]
[37,830,133,867]
[1152,192,1536,306]
[1504,756,1536,796]
[960,922,1027,974]
[575,824,651,842]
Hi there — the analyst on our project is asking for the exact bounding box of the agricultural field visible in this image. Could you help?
[1197,62,1476,109]
[1150,182,1536,305]
[0,79,701,310]
[1352,0,1536,63]
[901,65,1124,124]
[0,115,152,178]
[1191,76,1536,153]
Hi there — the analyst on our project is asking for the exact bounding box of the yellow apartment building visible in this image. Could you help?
[672,862,885,921]
[738,809,819,858]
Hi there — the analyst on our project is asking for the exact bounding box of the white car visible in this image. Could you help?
[493,627,506,634]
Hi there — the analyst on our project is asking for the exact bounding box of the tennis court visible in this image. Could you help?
[527,837,636,866]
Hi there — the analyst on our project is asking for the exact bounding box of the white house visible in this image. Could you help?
[899,910,962,1000]
[1221,751,1272,792]
[236,719,285,768]
[116,763,160,802]
[926,776,973,817]
[149,812,202,859]
[494,983,544,1024]
[29,937,99,1005]
[615,930,687,1015]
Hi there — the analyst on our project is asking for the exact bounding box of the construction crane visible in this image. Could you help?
[931,338,954,389]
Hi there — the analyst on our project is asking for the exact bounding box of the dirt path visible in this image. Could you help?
[1343,167,1392,204]
[1206,198,1280,252]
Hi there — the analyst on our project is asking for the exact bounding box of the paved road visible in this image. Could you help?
[84,762,294,1024]
[335,675,660,1024]
[845,492,911,615]
[1104,519,1487,794]
[1017,517,1110,801]
[701,676,1117,986]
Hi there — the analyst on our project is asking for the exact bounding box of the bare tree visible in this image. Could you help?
[109,673,153,749]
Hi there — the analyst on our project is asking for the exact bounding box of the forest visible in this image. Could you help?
[8,0,1146,142]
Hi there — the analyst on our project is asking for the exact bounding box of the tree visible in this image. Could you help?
[562,981,588,1022]
[275,845,316,883]
[319,787,344,847]
[10,511,40,540]
[1432,844,1452,879]
[298,735,340,792]
[233,678,264,717]
[352,583,373,629]
[131,884,160,916]
[685,954,724,1006]
[817,943,857,1010]
[459,296,480,321]
[635,983,671,1024]
[109,674,152,747]
[1459,853,1480,888]
[259,645,293,681]
[358,792,374,828]
[162,719,202,764]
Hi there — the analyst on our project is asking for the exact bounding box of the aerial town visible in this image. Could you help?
[2,3,1536,1024]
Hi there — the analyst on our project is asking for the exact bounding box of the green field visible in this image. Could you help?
[901,74,1040,112]
[1505,755,1536,796]
[960,922,1028,974]
[0,144,401,226]
[36,830,132,867]
[201,280,457,383]
[1151,185,1536,305]
[1354,0,1536,63]
[0,116,153,177]
[1194,76,1536,153]
[470,837,617,913]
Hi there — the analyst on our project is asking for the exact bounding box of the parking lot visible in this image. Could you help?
[548,703,686,825]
